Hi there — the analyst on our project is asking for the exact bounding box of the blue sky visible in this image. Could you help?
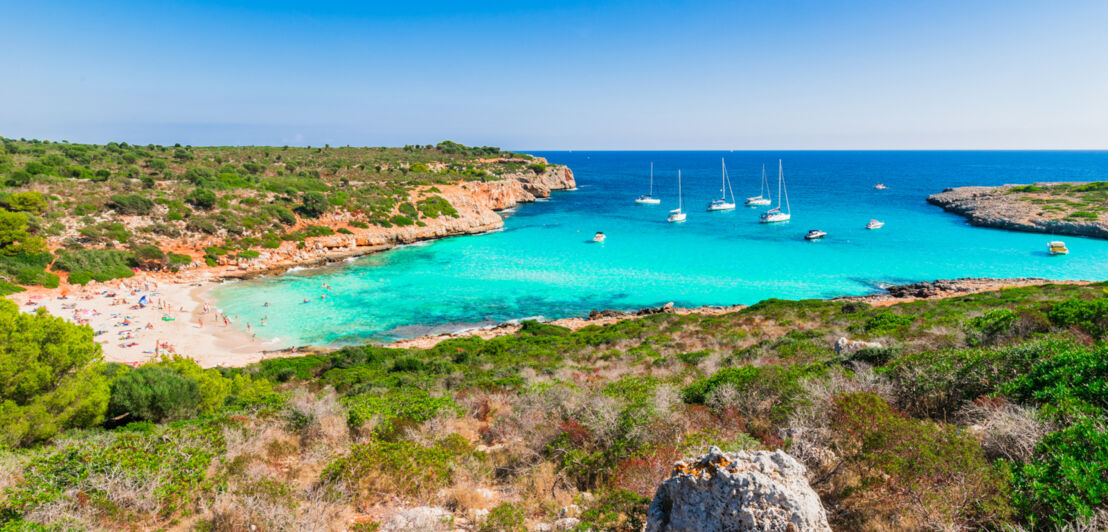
[2,1,1106,149]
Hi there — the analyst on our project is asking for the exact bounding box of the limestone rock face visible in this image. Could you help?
[646,447,831,532]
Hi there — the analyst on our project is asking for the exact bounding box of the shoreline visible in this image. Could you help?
[8,272,1096,366]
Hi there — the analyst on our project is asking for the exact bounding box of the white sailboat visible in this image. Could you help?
[667,170,687,223]
[760,160,791,223]
[707,158,737,211]
[635,162,662,205]
[745,164,773,206]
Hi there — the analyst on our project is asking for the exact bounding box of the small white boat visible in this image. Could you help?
[874,184,888,190]
[1048,241,1069,255]
[707,158,736,211]
[592,232,606,243]
[745,164,773,206]
[760,160,791,223]
[667,171,687,223]
[805,229,827,240]
[866,219,884,229]
[635,162,662,205]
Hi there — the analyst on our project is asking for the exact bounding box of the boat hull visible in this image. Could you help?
[707,202,735,211]
[635,197,661,205]
[667,213,687,223]
[745,198,771,206]
[761,214,791,223]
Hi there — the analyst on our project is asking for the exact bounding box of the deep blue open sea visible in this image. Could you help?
[213,151,1108,347]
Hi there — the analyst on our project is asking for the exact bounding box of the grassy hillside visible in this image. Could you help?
[2,283,1107,530]
[0,137,553,292]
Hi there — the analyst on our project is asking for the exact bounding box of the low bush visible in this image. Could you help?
[109,194,154,215]
[1048,297,1108,338]
[418,195,459,218]
[52,248,136,284]
[107,366,202,423]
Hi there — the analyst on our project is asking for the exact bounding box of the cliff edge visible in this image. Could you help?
[927,183,1108,239]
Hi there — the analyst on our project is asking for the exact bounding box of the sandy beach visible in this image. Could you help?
[6,272,281,367]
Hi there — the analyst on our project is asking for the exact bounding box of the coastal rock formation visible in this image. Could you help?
[222,166,575,279]
[646,447,831,532]
[927,184,1108,239]
[834,337,882,354]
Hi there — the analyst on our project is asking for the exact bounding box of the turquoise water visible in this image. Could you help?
[213,151,1108,347]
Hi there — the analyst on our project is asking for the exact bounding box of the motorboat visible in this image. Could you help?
[866,219,884,229]
[593,232,606,243]
[1048,241,1069,255]
[805,229,827,240]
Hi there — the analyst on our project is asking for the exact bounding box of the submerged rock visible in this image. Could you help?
[646,447,831,532]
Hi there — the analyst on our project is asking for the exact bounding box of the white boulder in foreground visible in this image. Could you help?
[646,447,831,532]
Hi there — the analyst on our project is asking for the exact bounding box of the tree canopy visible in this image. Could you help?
[0,299,109,447]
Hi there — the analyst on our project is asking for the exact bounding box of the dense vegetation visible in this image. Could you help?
[2,283,1108,530]
[0,137,551,289]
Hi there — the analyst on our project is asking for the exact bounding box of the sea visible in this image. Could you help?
[212,151,1108,347]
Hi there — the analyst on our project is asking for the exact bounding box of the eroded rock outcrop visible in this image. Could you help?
[927,184,1108,239]
[646,447,830,532]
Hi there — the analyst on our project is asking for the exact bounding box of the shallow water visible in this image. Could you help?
[213,151,1108,347]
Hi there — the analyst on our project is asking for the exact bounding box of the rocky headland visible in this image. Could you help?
[927,182,1108,239]
[177,161,576,280]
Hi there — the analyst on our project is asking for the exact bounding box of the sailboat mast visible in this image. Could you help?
[782,160,791,214]
[776,160,783,209]
[725,160,735,202]
[678,170,682,210]
[649,162,654,196]
[720,158,726,199]
[761,164,767,199]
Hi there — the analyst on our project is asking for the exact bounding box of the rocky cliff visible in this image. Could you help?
[646,447,831,532]
[927,184,1108,239]
[217,165,575,278]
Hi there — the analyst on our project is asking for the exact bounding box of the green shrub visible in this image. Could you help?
[863,311,914,335]
[1048,297,1108,338]
[0,299,109,448]
[417,195,459,218]
[52,248,136,284]
[131,244,167,270]
[1068,211,1099,220]
[186,187,217,209]
[107,366,201,423]
[528,163,547,174]
[1013,419,1108,527]
[389,215,415,226]
[350,220,369,229]
[519,319,571,336]
[677,349,710,365]
[398,202,418,218]
[168,252,193,265]
[1002,343,1108,415]
[298,191,328,218]
[479,502,526,532]
[108,194,154,215]
[322,435,469,498]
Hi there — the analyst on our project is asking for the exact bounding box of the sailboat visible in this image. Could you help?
[760,160,791,223]
[707,158,737,211]
[745,164,773,206]
[667,171,687,223]
[635,162,662,205]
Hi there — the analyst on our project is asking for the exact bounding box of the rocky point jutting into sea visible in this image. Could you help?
[927,183,1108,239]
